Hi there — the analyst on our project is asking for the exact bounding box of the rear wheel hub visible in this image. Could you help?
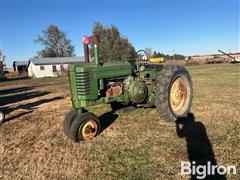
[170,77,188,114]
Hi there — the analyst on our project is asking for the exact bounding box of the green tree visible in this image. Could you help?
[92,22,136,62]
[151,50,185,60]
[153,51,158,58]
[152,50,172,60]
[174,54,185,60]
[34,25,75,57]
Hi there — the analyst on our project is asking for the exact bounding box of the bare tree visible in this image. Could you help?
[144,48,153,58]
[0,50,6,67]
[34,25,75,57]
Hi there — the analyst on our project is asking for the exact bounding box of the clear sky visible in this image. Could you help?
[0,0,239,67]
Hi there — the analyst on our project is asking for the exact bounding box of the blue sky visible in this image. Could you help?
[0,0,239,67]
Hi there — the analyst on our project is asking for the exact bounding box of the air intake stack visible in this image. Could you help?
[82,35,100,65]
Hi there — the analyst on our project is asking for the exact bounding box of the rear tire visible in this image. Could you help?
[70,112,101,142]
[155,65,192,122]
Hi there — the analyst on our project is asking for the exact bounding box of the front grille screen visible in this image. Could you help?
[75,72,91,95]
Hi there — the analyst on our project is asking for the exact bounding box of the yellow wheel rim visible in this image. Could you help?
[0,112,4,121]
[81,120,98,140]
[170,77,188,113]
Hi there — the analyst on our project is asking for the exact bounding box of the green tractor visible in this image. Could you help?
[64,35,193,142]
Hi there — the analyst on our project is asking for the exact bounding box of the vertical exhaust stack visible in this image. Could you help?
[82,35,100,65]
[82,36,90,64]
[92,35,100,65]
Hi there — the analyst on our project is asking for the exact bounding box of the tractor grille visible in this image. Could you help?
[75,72,91,95]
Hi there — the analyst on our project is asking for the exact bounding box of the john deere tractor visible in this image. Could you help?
[64,35,192,142]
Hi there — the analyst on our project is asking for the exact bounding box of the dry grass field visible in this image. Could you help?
[0,64,239,179]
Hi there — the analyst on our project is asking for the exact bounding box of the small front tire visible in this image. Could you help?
[63,110,78,140]
[70,112,101,142]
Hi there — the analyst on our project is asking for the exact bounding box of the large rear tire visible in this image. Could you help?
[155,65,193,122]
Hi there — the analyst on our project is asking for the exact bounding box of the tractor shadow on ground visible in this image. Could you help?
[176,113,226,180]
[98,111,119,134]
[98,103,137,134]
[98,103,123,134]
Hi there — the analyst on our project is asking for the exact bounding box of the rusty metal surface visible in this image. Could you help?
[170,78,187,113]
[106,86,122,97]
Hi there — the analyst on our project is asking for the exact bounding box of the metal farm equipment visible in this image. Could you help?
[64,35,193,142]
[218,49,240,63]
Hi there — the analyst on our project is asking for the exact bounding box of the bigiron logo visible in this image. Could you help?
[180,161,237,179]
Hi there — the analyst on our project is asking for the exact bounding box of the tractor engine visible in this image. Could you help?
[124,76,149,104]
[104,75,149,104]
[105,81,123,97]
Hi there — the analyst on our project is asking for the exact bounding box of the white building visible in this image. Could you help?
[27,57,84,78]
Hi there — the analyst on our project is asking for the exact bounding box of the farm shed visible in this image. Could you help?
[27,57,84,78]
[13,61,29,75]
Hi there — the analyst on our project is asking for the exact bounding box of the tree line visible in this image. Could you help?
[152,51,185,60]
[144,48,185,60]
[1,23,185,65]
[34,23,185,61]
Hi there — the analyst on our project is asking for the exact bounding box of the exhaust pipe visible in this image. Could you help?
[92,35,100,65]
[82,35,100,65]
[82,36,90,64]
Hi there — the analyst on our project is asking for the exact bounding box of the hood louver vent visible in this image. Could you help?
[75,72,91,95]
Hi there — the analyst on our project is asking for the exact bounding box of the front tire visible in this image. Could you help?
[155,65,193,122]
[70,112,101,142]
[63,110,78,140]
